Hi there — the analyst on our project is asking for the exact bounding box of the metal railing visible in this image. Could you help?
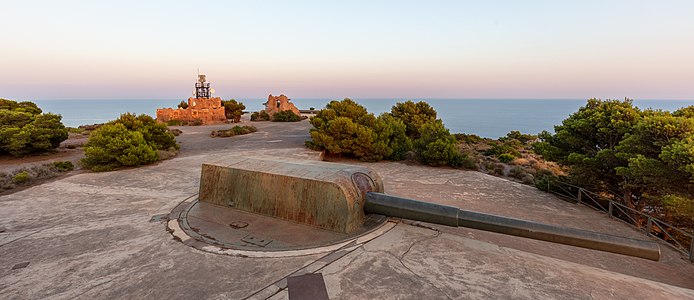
[546,180,694,262]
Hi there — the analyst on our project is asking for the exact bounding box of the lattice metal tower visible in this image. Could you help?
[195,74,211,99]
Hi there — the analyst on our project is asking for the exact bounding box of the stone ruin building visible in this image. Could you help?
[263,94,301,117]
[156,74,226,125]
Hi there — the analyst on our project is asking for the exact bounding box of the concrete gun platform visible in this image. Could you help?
[175,199,387,252]
[1,121,693,299]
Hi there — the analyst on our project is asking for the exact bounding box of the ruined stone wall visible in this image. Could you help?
[156,97,226,125]
[264,94,301,116]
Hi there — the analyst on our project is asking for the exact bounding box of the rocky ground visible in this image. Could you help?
[1,119,693,299]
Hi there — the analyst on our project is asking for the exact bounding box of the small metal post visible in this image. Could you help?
[608,201,613,218]
[646,217,652,237]
[577,188,582,204]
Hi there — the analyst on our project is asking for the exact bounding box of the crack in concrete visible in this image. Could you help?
[241,223,399,299]
[320,250,366,277]
[0,225,58,248]
[357,228,452,300]
[397,231,453,300]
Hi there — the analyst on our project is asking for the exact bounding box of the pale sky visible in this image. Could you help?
[1,1,693,100]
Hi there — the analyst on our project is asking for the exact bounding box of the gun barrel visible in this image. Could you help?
[364,192,660,261]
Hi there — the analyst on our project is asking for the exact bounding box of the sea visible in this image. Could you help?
[32,99,694,139]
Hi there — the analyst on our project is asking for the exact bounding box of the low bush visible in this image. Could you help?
[534,172,557,191]
[0,99,68,156]
[500,130,537,144]
[82,123,158,171]
[452,153,478,169]
[453,133,483,144]
[168,128,182,136]
[414,120,464,167]
[52,161,74,172]
[251,111,270,121]
[78,123,103,131]
[521,174,535,184]
[166,119,203,126]
[0,172,11,190]
[81,113,178,171]
[1,161,76,191]
[156,148,179,161]
[12,171,30,184]
[484,143,521,158]
[210,125,258,137]
[509,166,528,179]
[66,127,85,134]
[272,110,301,122]
[498,153,516,163]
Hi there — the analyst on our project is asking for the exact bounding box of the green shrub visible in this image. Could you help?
[453,133,483,144]
[222,99,245,122]
[81,114,171,171]
[52,161,74,172]
[166,120,182,126]
[307,99,391,162]
[251,111,270,121]
[373,113,412,161]
[78,124,103,131]
[272,110,301,122]
[500,130,537,144]
[484,143,521,158]
[498,153,516,163]
[156,148,179,161]
[12,171,30,184]
[211,125,258,137]
[0,99,68,156]
[112,113,178,150]
[391,100,437,138]
[509,165,534,184]
[307,99,465,165]
[661,194,694,226]
[177,100,188,109]
[509,166,526,179]
[0,172,12,190]
[414,120,463,167]
[534,173,557,191]
[521,174,535,184]
[450,153,478,169]
[67,127,85,134]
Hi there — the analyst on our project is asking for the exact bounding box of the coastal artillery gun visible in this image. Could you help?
[188,157,660,260]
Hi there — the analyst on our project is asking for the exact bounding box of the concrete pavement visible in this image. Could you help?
[1,120,693,299]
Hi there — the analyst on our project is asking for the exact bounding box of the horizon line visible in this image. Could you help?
[29,97,694,101]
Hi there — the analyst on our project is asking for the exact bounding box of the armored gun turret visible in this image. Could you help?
[190,157,660,261]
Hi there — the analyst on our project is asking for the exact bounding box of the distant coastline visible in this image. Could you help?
[33,98,694,138]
